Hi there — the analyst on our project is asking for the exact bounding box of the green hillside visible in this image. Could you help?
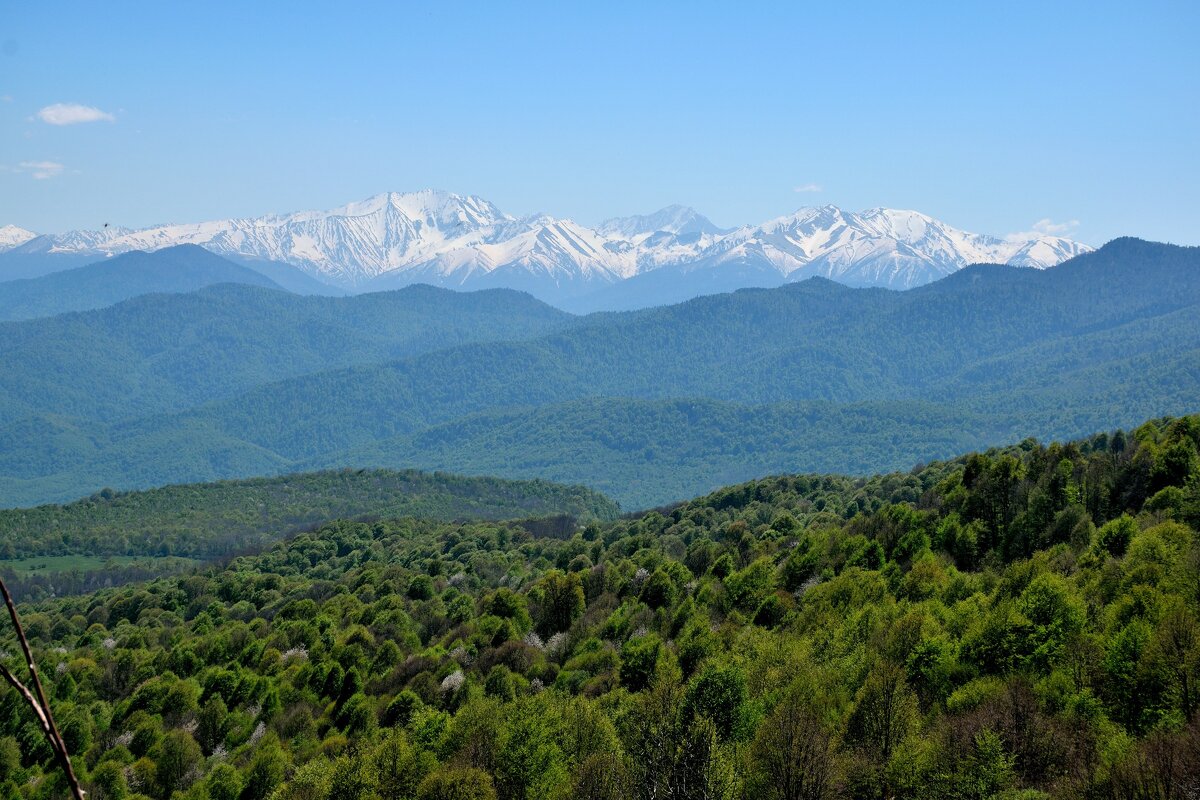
[0,469,618,599]
[1,238,1197,508]
[2,416,1198,798]
[0,281,572,424]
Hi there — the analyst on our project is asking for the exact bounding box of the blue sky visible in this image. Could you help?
[2,1,1197,246]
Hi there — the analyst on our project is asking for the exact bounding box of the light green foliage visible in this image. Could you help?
[416,767,497,800]
[619,635,662,692]
[2,416,1200,798]
[493,698,569,800]
[1097,515,1138,557]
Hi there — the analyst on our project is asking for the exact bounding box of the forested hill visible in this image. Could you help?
[0,469,619,561]
[0,281,572,424]
[4,416,1199,799]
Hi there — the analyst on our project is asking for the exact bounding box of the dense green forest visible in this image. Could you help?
[0,470,617,599]
[2,238,1198,508]
[0,280,571,424]
[3,415,1200,799]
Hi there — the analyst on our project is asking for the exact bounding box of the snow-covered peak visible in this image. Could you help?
[598,205,725,238]
[327,190,509,227]
[0,225,37,250]
[1003,236,1092,268]
[22,193,1092,298]
[692,205,1092,288]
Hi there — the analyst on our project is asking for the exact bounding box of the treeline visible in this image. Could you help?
[1,415,1199,798]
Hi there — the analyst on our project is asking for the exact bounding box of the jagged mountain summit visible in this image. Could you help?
[2,191,1091,308]
[685,206,1090,288]
[0,225,36,249]
[596,204,729,238]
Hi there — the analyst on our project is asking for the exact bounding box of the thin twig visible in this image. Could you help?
[0,661,51,731]
[0,578,85,799]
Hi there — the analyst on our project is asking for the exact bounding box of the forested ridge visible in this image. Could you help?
[0,470,618,601]
[0,247,284,322]
[3,416,1200,799]
[0,469,619,561]
[0,281,570,424]
[2,238,1198,509]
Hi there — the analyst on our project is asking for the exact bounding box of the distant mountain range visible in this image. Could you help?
[0,245,290,322]
[1,190,1090,309]
[0,237,1194,509]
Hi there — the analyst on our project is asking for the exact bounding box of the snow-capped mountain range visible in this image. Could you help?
[1,190,1091,309]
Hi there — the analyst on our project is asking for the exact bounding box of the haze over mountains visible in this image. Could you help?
[0,245,288,321]
[0,237,1194,509]
[1,190,1091,309]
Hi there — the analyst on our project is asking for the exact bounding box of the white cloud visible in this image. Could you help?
[793,183,823,193]
[1031,218,1080,235]
[1008,218,1081,241]
[36,103,115,125]
[0,95,11,103]
[19,160,65,179]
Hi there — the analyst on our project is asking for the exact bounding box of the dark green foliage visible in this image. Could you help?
[532,571,584,635]
[747,686,834,800]
[384,691,423,728]
[683,663,747,740]
[205,763,242,800]
[240,736,286,800]
[0,469,617,560]
[90,760,129,800]
[408,575,436,601]
[639,568,678,610]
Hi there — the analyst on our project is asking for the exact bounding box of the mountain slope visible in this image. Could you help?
[5,191,1091,305]
[0,224,35,250]
[0,238,1193,508]
[0,245,287,321]
[596,204,728,237]
[0,282,573,424]
[224,255,346,295]
[0,246,109,281]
